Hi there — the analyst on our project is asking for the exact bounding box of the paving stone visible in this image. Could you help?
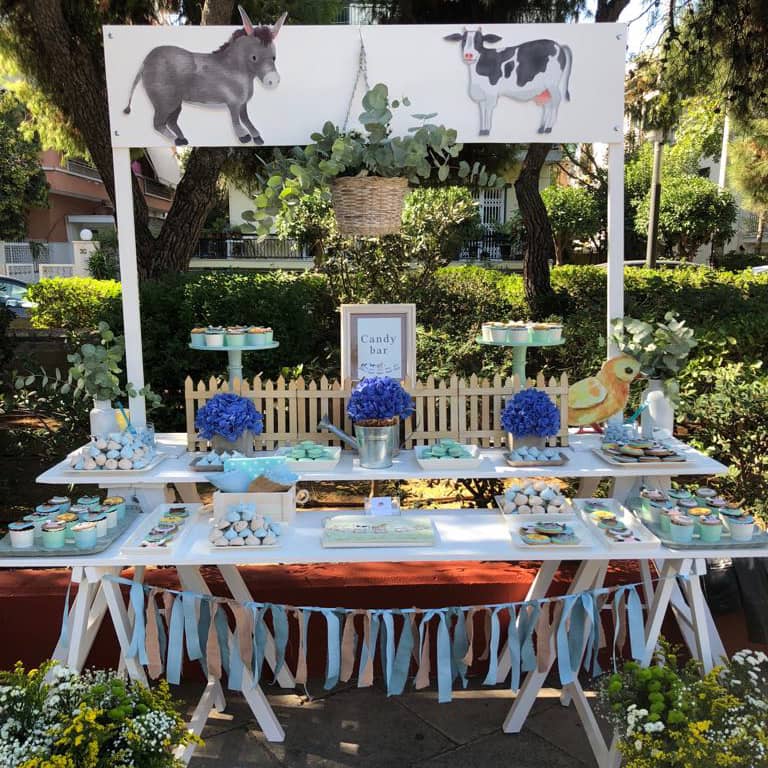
[258,688,454,767]
[414,729,583,768]
[525,692,609,767]
[394,684,560,746]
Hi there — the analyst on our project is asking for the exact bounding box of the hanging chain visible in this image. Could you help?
[342,27,370,133]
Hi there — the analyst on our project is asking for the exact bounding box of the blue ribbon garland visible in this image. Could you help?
[94,572,657,703]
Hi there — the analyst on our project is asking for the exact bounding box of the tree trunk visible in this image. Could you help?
[757,211,765,255]
[515,143,555,310]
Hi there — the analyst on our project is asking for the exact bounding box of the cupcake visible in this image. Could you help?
[246,326,268,347]
[687,507,711,535]
[72,521,97,550]
[204,326,225,346]
[41,521,66,549]
[669,515,695,544]
[70,504,91,518]
[101,505,118,529]
[84,512,108,537]
[659,506,681,534]
[262,326,274,344]
[504,321,529,343]
[225,326,247,347]
[8,521,35,549]
[190,327,207,347]
[699,515,723,543]
[103,496,126,521]
[724,514,755,542]
[667,488,692,500]
[35,503,60,517]
[695,487,717,499]
[77,496,100,511]
[23,512,53,536]
[48,496,71,513]
[641,488,668,503]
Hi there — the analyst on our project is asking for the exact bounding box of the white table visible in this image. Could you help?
[29,434,735,766]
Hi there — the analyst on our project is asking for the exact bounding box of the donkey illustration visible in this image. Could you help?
[123,6,286,145]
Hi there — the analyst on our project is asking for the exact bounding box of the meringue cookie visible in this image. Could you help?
[84,457,97,470]
[531,505,546,515]
[263,533,278,546]
[118,458,133,470]
[95,454,107,466]
[233,520,248,532]
[245,535,261,546]
[518,504,531,515]
[105,458,118,470]
[228,537,244,546]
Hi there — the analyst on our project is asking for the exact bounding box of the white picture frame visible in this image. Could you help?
[341,304,416,386]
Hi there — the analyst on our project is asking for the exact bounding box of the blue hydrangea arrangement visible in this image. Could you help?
[195,393,264,441]
[501,388,560,437]
[347,376,415,425]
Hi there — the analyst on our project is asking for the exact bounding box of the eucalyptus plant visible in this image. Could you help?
[14,322,159,408]
[67,322,160,406]
[242,83,502,235]
[610,311,697,401]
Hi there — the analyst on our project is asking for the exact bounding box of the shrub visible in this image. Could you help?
[714,249,768,271]
[27,277,122,330]
[634,175,738,260]
[541,184,603,265]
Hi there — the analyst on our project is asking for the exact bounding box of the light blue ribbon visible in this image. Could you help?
[183,591,202,661]
[418,610,452,703]
[389,613,414,696]
[197,599,211,677]
[166,595,185,685]
[555,596,578,685]
[626,585,645,662]
[482,608,502,686]
[506,606,521,692]
[358,611,380,688]
[380,611,396,693]
[250,605,267,686]
[127,582,148,666]
[214,603,231,681]
[228,617,244,691]
[270,604,288,679]
[519,602,541,674]
[322,608,341,690]
[449,608,469,689]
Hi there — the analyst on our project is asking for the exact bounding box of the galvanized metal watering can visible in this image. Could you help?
[317,416,398,469]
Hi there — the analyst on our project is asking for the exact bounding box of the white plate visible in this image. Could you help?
[573,498,661,552]
[275,445,342,472]
[63,450,168,477]
[508,514,597,552]
[414,444,482,471]
[591,447,687,467]
[120,503,201,554]
[494,495,573,516]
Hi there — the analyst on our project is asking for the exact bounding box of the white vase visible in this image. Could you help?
[211,430,256,456]
[640,379,675,438]
[90,399,119,437]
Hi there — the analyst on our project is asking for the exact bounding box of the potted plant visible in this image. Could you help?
[501,388,560,450]
[610,311,697,437]
[242,83,501,237]
[346,376,415,468]
[195,392,264,456]
[66,322,160,437]
[0,661,200,766]
[599,643,768,768]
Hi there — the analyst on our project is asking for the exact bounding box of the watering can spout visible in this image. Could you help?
[317,416,358,450]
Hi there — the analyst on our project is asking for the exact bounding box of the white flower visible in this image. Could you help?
[635,739,643,751]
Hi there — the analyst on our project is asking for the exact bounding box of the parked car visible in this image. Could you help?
[0,276,36,318]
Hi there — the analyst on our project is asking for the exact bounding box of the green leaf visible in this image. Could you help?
[25,375,34,385]
[437,164,449,182]
[458,161,470,179]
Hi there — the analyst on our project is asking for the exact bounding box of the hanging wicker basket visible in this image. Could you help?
[330,176,409,237]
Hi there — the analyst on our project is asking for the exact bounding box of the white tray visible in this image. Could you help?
[573,498,661,552]
[120,503,201,554]
[494,495,573,516]
[275,446,341,472]
[63,450,168,477]
[321,515,437,548]
[591,447,687,467]
[414,444,483,471]
[508,514,597,552]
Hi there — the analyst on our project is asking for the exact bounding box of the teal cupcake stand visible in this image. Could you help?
[475,336,563,383]
[189,341,280,385]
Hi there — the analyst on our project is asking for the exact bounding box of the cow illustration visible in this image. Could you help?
[444,28,573,135]
[123,6,286,145]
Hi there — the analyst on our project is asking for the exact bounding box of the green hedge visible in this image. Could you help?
[26,265,768,432]
[27,277,122,330]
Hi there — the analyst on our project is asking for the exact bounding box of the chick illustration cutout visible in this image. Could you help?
[568,355,642,430]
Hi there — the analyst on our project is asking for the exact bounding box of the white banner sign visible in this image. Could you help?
[103,22,625,148]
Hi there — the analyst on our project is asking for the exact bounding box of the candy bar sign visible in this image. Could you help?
[341,304,416,385]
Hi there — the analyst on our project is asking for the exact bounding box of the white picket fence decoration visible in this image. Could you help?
[184,373,570,452]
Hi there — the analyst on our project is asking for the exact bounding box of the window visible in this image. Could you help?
[475,187,506,228]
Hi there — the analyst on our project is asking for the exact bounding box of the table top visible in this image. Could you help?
[36,432,728,487]
[1,508,764,569]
